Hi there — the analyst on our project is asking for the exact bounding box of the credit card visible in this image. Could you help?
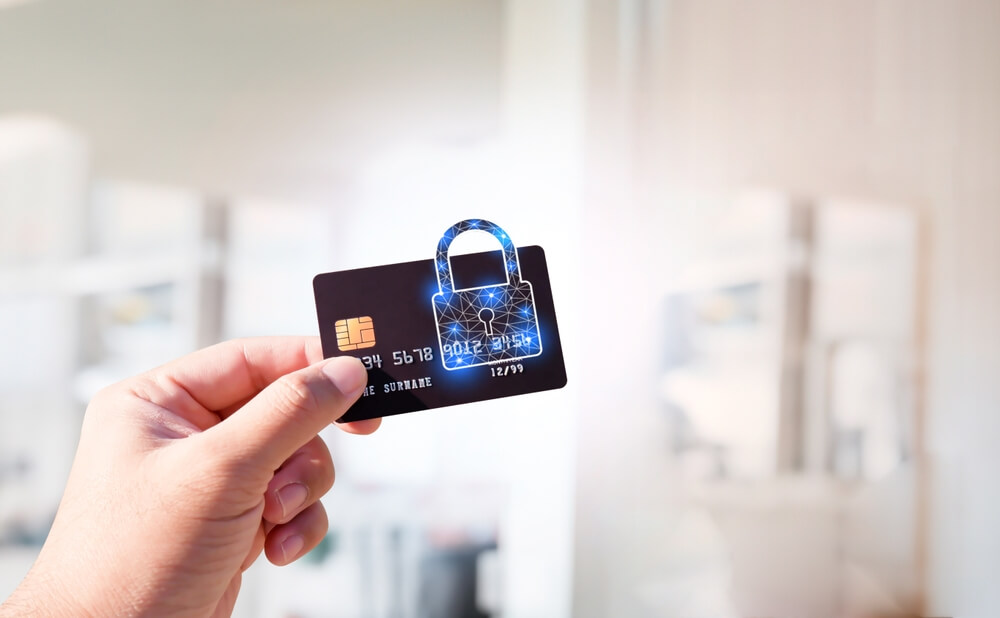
[313,220,567,422]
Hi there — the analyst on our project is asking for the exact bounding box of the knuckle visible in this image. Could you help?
[83,381,134,425]
[311,455,335,494]
[89,382,117,406]
[326,461,336,493]
[88,378,129,409]
[304,439,335,489]
[83,389,112,421]
[271,374,322,421]
[313,501,330,530]
[287,442,336,493]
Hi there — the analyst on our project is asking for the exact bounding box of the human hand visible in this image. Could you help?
[1,337,376,618]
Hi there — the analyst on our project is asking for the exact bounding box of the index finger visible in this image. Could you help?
[155,336,325,412]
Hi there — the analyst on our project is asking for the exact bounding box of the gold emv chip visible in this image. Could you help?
[335,316,376,351]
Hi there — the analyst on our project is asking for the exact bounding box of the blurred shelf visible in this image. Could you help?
[660,245,809,295]
[685,475,856,510]
[0,243,222,297]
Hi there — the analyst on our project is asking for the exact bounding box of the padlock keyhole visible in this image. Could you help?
[478,308,496,336]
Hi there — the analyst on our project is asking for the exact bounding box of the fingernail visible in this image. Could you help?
[321,356,367,395]
[280,534,305,563]
[276,482,309,519]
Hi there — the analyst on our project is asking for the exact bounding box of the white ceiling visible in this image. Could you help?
[0,0,503,201]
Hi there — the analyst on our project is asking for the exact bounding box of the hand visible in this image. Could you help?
[1,337,376,618]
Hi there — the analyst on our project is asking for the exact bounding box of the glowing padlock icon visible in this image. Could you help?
[431,219,543,370]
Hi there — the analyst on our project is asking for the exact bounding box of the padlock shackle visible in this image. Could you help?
[435,219,521,295]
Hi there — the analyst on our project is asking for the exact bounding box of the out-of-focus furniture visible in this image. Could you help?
[660,192,924,616]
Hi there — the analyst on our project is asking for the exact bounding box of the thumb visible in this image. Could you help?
[205,356,367,472]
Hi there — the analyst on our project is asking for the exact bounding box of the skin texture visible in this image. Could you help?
[0,337,378,617]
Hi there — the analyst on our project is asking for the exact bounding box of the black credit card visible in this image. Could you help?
[313,220,567,422]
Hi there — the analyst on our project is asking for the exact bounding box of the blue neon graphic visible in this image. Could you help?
[431,219,544,370]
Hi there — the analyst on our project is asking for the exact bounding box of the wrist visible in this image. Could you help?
[1,569,77,618]
[1,557,110,618]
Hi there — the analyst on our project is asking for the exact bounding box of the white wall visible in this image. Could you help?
[573,0,1000,616]
[0,0,502,203]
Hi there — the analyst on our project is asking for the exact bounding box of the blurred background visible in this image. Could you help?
[1,1,998,616]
